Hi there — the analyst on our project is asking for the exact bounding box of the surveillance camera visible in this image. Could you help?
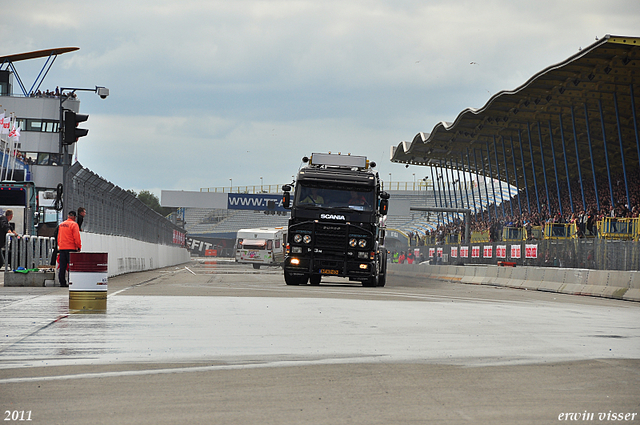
[96,87,109,99]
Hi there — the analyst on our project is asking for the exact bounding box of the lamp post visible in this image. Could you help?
[58,85,109,212]
[229,178,232,193]
[260,176,263,193]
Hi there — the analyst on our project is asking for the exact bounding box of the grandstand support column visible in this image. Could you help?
[493,134,504,217]
[435,166,445,209]
[441,159,453,208]
[446,160,458,209]
[570,106,587,211]
[501,136,514,217]
[493,136,506,216]
[548,120,563,217]
[474,148,489,221]
[429,166,440,226]
[441,163,450,208]
[517,130,531,213]
[509,135,522,215]
[460,152,471,213]
[485,142,499,218]
[466,149,478,217]
[537,122,552,216]
[526,122,541,213]
[598,99,615,209]
[558,115,574,214]
[584,103,600,211]
[631,84,640,172]
[613,92,631,209]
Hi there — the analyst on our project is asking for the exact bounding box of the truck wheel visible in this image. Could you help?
[309,275,321,286]
[362,274,378,287]
[378,260,387,287]
[253,264,261,270]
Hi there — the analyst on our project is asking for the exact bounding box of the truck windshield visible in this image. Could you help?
[295,184,374,211]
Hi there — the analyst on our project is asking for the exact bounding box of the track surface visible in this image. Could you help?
[1,260,639,424]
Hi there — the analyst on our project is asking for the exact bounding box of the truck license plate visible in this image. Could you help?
[320,269,339,275]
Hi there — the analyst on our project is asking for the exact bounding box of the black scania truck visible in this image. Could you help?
[281,153,389,287]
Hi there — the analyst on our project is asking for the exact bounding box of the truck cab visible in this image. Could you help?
[282,153,389,287]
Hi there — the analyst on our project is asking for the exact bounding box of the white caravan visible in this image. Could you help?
[235,227,287,269]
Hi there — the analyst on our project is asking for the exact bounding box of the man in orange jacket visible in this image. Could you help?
[58,210,82,287]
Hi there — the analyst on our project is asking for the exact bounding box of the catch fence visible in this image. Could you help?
[64,162,185,246]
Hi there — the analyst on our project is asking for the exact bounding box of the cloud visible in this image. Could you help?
[2,0,639,193]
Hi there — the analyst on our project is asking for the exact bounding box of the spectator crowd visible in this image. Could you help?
[407,170,640,245]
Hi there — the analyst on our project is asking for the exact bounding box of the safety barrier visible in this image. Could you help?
[3,234,55,271]
[387,262,640,302]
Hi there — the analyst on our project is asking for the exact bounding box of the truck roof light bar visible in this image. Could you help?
[309,153,367,169]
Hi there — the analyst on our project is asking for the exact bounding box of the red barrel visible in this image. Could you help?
[69,252,108,273]
[68,252,108,312]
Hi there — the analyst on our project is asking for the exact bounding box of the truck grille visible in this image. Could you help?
[315,226,346,250]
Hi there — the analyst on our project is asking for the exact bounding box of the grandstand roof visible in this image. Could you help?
[391,34,640,189]
[0,47,79,63]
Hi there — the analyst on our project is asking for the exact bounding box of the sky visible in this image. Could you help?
[2,0,639,197]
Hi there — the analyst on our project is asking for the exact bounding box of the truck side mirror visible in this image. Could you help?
[379,199,389,215]
[282,192,291,209]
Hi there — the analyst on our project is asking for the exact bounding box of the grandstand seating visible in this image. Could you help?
[184,208,289,235]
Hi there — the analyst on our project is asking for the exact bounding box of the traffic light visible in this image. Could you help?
[63,109,89,145]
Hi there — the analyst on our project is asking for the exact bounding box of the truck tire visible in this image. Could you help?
[309,275,321,285]
[253,264,261,270]
[377,253,387,287]
[362,273,378,287]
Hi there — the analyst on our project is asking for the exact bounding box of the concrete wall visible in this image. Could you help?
[82,232,190,277]
[388,263,640,303]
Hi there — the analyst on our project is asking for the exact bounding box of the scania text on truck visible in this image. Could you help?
[281,153,389,287]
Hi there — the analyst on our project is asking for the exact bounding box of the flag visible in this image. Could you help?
[9,122,20,141]
[1,117,9,134]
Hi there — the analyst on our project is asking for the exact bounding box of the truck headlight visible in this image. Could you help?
[293,234,302,243]
[358,239,367,248]
[291,246,302,253]
[349,238,357,247]
[357,251,369,259]
[303,235,312,244]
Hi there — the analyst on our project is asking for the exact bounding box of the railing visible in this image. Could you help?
[445,233,460,244]
[526,226,544,240]
[199,184,288,194]
[597,217,638,241]
[3,234,55,271]
[543,223,576,240]
[470,230,490,243]
[502,227,525,241]
[198,181,462,194]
